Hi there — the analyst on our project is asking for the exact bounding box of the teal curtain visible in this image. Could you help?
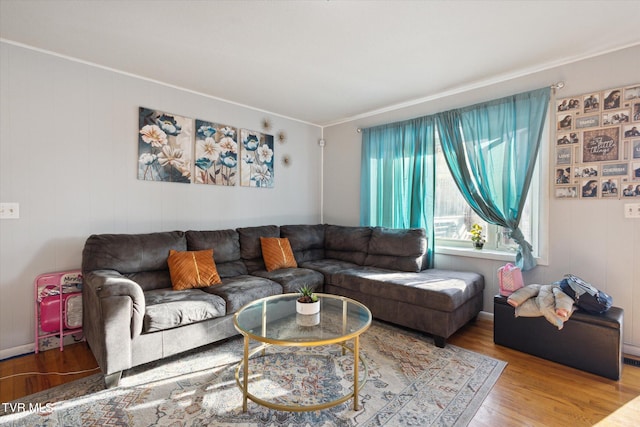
[436,87,550,271]
[360,116,436,267]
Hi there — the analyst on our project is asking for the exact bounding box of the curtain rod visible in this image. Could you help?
[356,82,565,133]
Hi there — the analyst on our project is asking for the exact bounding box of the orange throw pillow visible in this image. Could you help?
[260,237,298,272]
[167,249,222,290]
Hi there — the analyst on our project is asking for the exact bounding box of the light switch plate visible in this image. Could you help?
[0,202,19,219]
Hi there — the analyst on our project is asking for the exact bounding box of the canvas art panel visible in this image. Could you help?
[194,120,238,186]
[240,129,275,188]
[138,107,193,183]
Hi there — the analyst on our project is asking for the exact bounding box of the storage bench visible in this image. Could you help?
[493,295,623,380]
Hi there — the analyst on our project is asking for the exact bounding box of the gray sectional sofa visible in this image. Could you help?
[81,224,484,387]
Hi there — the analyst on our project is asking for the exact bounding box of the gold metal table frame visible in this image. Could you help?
[233,293,372,412]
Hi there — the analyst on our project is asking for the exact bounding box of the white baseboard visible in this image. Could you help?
[0,343,35,361]
[623,344,640,357]
[478,310,494,321]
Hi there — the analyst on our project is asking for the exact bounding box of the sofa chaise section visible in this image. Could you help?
[326,268,484,347]
[284,224,484,347]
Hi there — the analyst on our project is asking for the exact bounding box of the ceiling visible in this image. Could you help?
[1,0,639,127]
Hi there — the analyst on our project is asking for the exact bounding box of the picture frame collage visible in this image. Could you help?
[137,107,276,188]
[554,83,640,199]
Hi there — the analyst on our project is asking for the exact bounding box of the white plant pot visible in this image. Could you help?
[296,300,320,315]
[296,312,320,326]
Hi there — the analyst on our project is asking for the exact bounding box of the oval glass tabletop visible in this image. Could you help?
[234,293,372,345]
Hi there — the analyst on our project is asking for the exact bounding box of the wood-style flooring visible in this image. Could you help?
[1,317,639,426]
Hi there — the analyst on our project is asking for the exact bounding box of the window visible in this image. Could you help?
[434,134,539,255]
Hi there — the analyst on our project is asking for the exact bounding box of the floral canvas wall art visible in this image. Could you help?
[194,120,238,185]
[240,129,274,188]
[138,107,193,183]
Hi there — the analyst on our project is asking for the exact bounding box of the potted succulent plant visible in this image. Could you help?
[296,285,320,315]
[470,223,485,249]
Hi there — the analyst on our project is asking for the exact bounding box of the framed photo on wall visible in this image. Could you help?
[556,97,580,112]
[602,110,630,126]
[633,140,640,159]
[556,146,572,165]
[603,88,622,110]
[580,178,599,198]
[623,125,640,138]
[624,85,640,102]
[556,186,578,198]
[575,115,600,129]
[600,178,619,198]
[557,113,573,131]
[583,93,600,113]
[583,128,620,163]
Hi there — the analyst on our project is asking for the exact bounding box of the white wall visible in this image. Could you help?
[323,45,640,353]
[0,42,323,358]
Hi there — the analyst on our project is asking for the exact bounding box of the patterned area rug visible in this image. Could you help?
[0,321,505,426]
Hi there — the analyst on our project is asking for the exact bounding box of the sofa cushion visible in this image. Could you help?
[82,231,187,291]
[299,259,361,281]
[167,249,222,290]
[200,275,282,313]
[143,288,226,333]
[186,230,248,277]
[329,267,484,312]
[324,225,372,265]
[237,225,280,272]
[364,227,428,272]
[252,267,324,294]
[260,237,297,271]
[280,224,326,262]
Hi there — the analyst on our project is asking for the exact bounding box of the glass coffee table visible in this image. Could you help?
[233,293,372,412]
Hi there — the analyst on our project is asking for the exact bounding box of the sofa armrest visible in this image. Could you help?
[84,269,145,339]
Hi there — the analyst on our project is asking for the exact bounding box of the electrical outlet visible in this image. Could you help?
[0,202,20,219]
[625,203,640,219]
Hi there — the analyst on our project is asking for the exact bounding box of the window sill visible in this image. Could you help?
[436,245,516,262]
[435,245,548,266]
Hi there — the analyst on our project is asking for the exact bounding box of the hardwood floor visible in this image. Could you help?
[1,317,639,425]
